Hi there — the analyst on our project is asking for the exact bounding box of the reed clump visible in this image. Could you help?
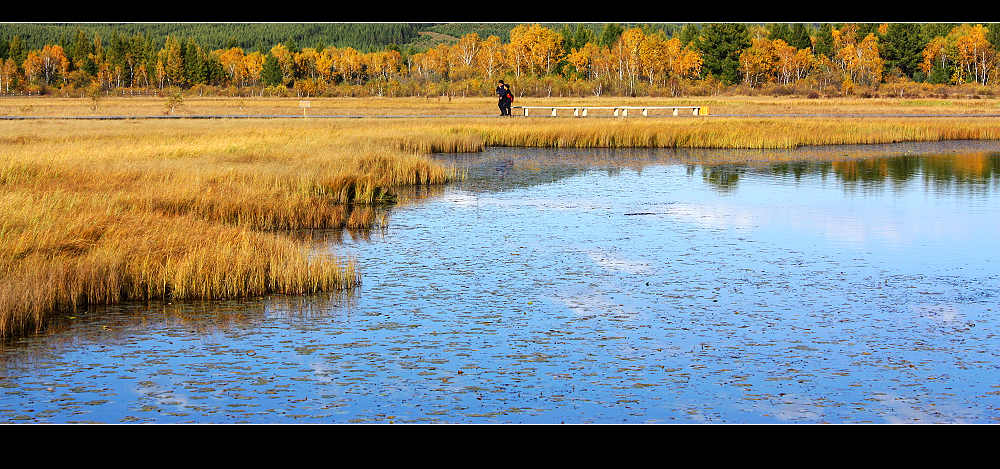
[462,117,1000,149]
[0,119,460,339]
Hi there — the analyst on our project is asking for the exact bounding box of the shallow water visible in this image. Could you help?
[3,141,1000,423]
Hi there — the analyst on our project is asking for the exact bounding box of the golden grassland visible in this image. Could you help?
[449,116,1000,149]
[4,95,1000,117]
[2,109,1000,340]
[0,119,460,339]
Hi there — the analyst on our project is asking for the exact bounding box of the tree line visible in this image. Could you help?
[1,23,998,98]
[0,24,427,54]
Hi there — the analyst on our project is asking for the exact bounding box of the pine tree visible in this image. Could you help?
[788,24,812,50]
[599,23,624,48]
[768,23,792,42]
[882,23,924,79]
[988,24,1000,50]
[182,39,206,85]
[921,24,955,44]
[696,23,750,84]
[70,29,92,68]
[205,55,225,86]
[81,56,97,76]
[679,24,699,47]
[261,54,282,86]
[573,24,595,51]
[928,64,950,84]
[856,23,880,38]
[8,36,25,66]
[559,24,575,53]
[813,24,834,58]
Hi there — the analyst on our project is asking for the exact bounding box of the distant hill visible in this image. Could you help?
[0,22,688,54]
[0,23,432,53]
[422,23,682,44]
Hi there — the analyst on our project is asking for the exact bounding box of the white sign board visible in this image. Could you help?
[298,101,311,108]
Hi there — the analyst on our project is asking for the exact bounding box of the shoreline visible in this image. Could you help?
[2,117,999,341]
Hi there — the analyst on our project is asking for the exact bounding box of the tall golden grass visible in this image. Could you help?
[466,117,1000,149]
[3,114,999,340]
[3,95,1000,117]
[0,119,458,339]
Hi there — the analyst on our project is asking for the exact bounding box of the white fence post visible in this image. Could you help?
[517,105,701,118]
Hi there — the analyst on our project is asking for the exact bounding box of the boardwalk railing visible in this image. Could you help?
[512,105,709,117]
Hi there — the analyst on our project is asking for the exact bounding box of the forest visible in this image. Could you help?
[0,23,998,99]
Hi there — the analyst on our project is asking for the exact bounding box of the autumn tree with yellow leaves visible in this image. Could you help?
[23,44,70,85]
[740,38,816,87]
[833,25,884,87]
[6,23,1000,98]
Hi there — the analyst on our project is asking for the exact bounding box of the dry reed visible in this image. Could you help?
[0,119,458,339]
[3,113,999,339]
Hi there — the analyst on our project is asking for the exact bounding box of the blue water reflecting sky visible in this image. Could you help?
[1,142,999,423]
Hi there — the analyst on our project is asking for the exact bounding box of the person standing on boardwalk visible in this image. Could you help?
[496,80,510,116]
[502,83,514,116]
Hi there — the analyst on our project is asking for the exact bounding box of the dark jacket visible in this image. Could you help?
[504,85,514,102]
[496,85,508,100]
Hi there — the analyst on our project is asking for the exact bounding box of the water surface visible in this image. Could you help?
[2,141,1000,423]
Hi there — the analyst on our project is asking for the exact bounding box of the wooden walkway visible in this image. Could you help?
[513,105,709,117]
[5,113,1000,120]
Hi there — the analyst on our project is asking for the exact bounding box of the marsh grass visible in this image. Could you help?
[0,194,359,339]
[466,118,1000,149]
[3,96,1000,117]
[0,119,458,339]
[3,113,999,340]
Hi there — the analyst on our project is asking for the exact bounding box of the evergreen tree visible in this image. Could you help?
[696,23,750,84]
[768,23,791,43]
[988,24,1000,49]
[788,24,812,50]
[598,23,623,47]
[813,24,834,58]
[8,35,25,65]
[573,24,595,50]
[70,29,92,67]
[927,64,950,84]
[81,56,97,76]
[261,54,282,86]
[882,23,924,79]
[856,23,879,38]
[205,54,226,86]
[921,23,955,44]
[679,24,699,47]
[0,36,8,60]
[559,24,574,52]
[182,39,206,85]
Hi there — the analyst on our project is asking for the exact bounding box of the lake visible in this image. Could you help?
[2,141,999,423]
